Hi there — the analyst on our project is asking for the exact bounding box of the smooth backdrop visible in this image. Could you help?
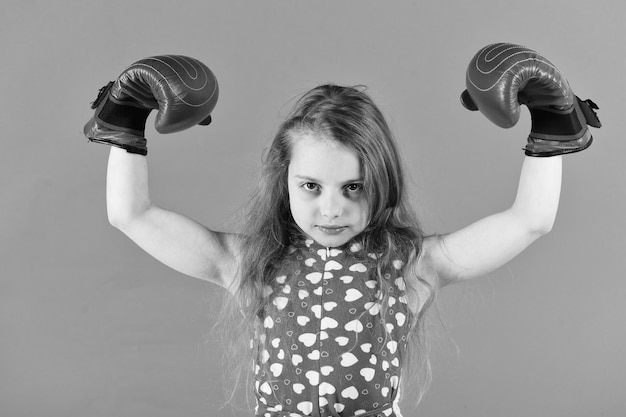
[1,1,624,416]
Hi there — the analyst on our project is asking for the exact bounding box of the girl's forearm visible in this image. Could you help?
[106,147,153,228]
[510,155,562,235]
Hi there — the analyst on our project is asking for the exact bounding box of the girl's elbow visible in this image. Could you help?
[512,208,556,239]
[107,205,141,232]
[107,208,128,231]
[529,214,556,237]
[536,222,554,237]
[512,204,558,237]
[106,197,152,231]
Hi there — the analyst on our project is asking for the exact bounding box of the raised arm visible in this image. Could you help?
[84,55,240,290]
[419,43,600,287]
[423,155,561,286]
[106,147,240,288]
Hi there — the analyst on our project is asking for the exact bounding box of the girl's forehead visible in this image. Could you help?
[288,133,362,181]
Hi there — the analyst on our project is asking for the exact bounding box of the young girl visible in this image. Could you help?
[85,45,599,417]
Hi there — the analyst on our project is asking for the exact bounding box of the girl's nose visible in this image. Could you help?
[320,192,344,219]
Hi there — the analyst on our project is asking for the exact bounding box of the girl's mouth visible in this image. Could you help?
[317,225,347,235]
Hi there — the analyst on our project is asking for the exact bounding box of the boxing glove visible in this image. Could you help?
[84,55,219,155]
[460,43,601,157]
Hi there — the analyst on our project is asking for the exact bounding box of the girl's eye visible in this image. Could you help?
[345,183,363,193]
[303,183,320,192]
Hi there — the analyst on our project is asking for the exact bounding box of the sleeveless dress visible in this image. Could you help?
[253,238,413,417]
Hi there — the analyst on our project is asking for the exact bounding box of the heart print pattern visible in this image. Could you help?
[253,238,412,417]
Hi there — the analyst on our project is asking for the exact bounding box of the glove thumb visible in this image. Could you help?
[460,89,479,111]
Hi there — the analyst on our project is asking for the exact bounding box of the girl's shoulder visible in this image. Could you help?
[402,236,441,315]
[412,235,442,288]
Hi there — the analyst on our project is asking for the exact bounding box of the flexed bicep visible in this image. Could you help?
[105,147,240,289]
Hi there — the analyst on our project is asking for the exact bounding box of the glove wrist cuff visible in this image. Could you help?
[525,131,593,157]
[526,96,601,157]
[92,82,152,136]
[83,118,148,155]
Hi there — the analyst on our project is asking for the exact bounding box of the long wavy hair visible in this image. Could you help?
[221,84,435,407]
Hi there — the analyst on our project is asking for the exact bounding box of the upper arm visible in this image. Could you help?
[116,205,242,291]
[420,156,562,287]
[420,210,545,287]
[105,147,242,290]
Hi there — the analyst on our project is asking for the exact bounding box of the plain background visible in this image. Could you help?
[1,1,624,416]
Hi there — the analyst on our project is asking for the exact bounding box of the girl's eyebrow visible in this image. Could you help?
[293,174,364,184]
[293,175,317,181]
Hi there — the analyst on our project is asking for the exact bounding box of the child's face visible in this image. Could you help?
[287,133,369,248]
